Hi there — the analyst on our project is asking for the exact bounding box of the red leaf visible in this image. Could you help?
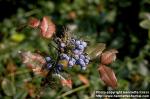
[100,49,118,65]
[28,17,40,28]
[98,64,117,89]
[40,16,56,39]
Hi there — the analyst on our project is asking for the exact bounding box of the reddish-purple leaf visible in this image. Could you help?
[40,16,56,39]
[98,64,117,89]
[100,49,118,65]
[28,17,40,28]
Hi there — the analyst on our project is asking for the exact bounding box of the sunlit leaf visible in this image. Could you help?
[88,43,106,60]
[1,78,16,96]
[11,33,25,42]
[40,16,56,39]
[98,64,117,89]
[139,12,150,20]
[140,19,150,30]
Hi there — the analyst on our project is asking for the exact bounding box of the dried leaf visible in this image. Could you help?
[40,16,56,39]
[1,78,16,96]
[68,11,77,19]
[98,64,117,89]
[6,61,17,73]
[61,79,72,88]
[19,51,48,76]
[78,74,89,85]
[100,49,118,65]
[89,43,106,60]
[53,73,72,88]
[24,82,36,97]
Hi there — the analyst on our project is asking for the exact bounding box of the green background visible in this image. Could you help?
[0,0,150,99]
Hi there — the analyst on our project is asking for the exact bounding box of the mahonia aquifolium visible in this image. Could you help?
[19,16,118,89]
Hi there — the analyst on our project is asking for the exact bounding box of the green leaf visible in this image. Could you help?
[14,89,28,99]
[11,33,25,42]
[1,78,16,96]
[88,43,106,60]
[140,19,150,30]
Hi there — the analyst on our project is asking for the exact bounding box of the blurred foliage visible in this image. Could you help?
[0,0,150,98]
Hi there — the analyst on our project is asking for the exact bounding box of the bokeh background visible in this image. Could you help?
[0,0,150,99]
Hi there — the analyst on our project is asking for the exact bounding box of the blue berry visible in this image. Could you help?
[68,58,76,67]
[79,59,86,66]
[56,64,63,71]
[60,54,70,61]
[47,63,52,69]
[81,41,87,47]
[71,58,76,63]
[73,49,80,55]
[79,54,85,59]
[84,59,89,64]
[78,50,83,55]
[45,56,51,62]
[60,42,66,48]
[78,45,84,50]
[74,55,79,59]
[68,61,74,67]
[75,40,81,45]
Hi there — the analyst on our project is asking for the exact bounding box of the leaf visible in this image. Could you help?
[98,64,117,89]
[140,19,150,30]
[19,51,48,76]
[40,16,56,39]
[88,43,106,60]
[14,89,28,99]
[139,12,150,20]
[78,74,89,85]
[100,49,118,65]
[11,33,25,42]
[28,17,40,28]
[53,73,72,88]
[1,78,16,96]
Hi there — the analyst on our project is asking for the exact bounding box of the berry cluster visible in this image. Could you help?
[53,38,90,73]
[43,37,90,74]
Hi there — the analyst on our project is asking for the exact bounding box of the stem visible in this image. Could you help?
[48,42,59,51]
[25,9,40,17]
[57,84,89,98]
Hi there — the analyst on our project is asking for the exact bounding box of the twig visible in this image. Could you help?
[57,84,89,98]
